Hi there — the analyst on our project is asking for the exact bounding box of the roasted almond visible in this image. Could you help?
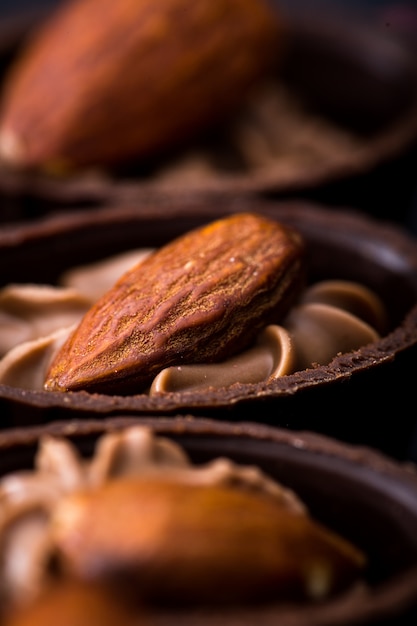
[0,0,282,171]
[44,213,305,395]
[50,477,366,605]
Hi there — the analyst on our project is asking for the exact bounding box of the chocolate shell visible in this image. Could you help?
[0,199,416,460]
[1,416,417,625]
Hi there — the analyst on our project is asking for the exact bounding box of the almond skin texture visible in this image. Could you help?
[0,0,282,171]
[44,213,305,395]
[50,478,366,605]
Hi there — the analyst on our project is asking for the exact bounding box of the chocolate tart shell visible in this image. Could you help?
[1,416,417,625]
[0,198,417,460]
[1,5,417,221]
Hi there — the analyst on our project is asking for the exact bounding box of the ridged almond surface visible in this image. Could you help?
[51,477,366,605]
[0,0,282,171]
[44,213,305,395]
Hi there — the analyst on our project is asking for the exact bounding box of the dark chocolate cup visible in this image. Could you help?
[1,416,417,625]
[1,5,417,223]
[0,198,417,460]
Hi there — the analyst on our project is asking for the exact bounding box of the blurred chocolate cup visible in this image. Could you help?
[1,416,417,625]
[0,199,416,460]
[0,4,417,223]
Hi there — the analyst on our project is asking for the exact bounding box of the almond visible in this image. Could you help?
[44,213,305,395]
[3,579,145,626]
[50,477,366,605]
[0,0,282,171]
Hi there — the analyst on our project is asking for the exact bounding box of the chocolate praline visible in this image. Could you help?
[0,199,416,460]
[1,416,417,625]
[0,6,417,222]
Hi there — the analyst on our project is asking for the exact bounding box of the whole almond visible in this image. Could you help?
[0,0,282,171]
[44,213,305,395]
[51,477,366,604]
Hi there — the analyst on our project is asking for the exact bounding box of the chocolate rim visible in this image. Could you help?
[0,199,417,460]
[1,7,417,209]
[1,415,417,625]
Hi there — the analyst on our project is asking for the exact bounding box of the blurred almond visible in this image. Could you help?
[0,0,282,171]
[3,579,146,626]
[51,477,366,605]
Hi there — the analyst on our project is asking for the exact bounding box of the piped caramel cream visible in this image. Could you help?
[0,285,90,358]
[0,249,387,394]
[150,324,296,394]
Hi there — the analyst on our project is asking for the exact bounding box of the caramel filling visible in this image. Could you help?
[0,249,387,393]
